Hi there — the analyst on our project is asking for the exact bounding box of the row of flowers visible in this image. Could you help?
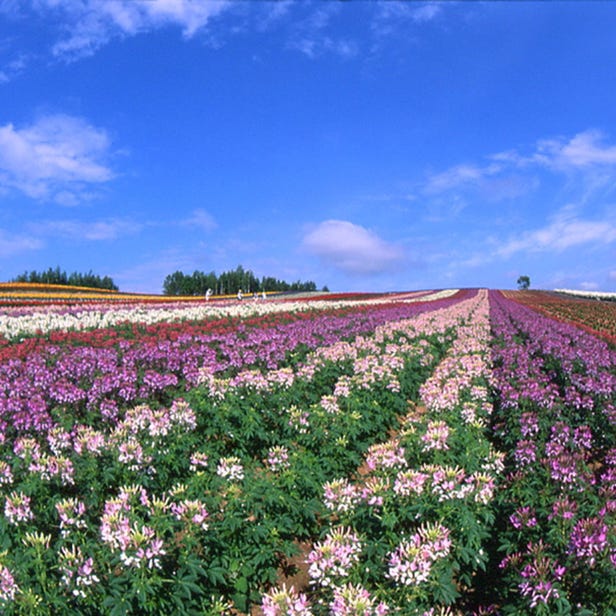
[487,290,616,614]
[553,288,616,301]
[506,290,616,346]
[261,289,505,615]
[0,290,480,613]
[0,292,467,435]
[0,290,458,342]
[0,287,613,614]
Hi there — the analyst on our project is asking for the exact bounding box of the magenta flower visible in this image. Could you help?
[569,517,610,567]
[509,506,538,530]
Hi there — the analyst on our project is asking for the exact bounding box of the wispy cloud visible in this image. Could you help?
[424,162,502,194]
[424,129,616,202]
[289,36,358,60]
[371,1,442,40]
[0,228,43,257]
[534,130,616,170]
[497,206,616,258]
[180,208,218,232]
[0,53,30,84]
[411,2,443,23]
[28,218,141,241]
[302,219,404,275]
[0,114,114,203]
[286,3,359,60]
[34,0,232,59]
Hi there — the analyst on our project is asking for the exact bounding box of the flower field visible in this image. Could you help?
[502,290,616,347]
[0,289,613,615]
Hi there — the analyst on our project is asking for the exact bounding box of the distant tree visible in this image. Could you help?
[517,275,531,290]
[162,271,187,295]
[11,267,118,290]
[162,266,323,296]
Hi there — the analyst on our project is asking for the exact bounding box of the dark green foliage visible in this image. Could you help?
[162,265,320,296]
[12,267,118,291]
[517,275,531,290]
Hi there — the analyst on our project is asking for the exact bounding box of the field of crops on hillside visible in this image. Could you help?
[0,288,613,615]
[504,290,616,347]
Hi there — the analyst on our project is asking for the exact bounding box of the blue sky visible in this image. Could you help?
[1,0,616,293]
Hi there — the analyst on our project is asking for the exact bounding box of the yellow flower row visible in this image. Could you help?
[0,282,117,294]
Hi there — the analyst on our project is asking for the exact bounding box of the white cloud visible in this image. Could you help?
[0,229,43,257]
[29,218,140,241]
[285,4,358,60]
[497,207,616,258]
[375,1,442,24]
[410,3,442,23]
[424,162,502,194]
[41,0,231,59]
[0,53,29,84]
[0,114,114,202]
[302,220,404,275]
[289,36,358,59]
[371,1,442,40]
[181,208,217,231]
[534,130,616,170]
[424,129,616,202]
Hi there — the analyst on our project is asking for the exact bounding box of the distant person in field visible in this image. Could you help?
[237,289,243,301]
[205,288,212,301]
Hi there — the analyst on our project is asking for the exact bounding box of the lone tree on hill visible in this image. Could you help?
[517,275,531,290]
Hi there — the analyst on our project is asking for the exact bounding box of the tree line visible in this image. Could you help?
[11,267,118,291]
[162,265,325,296]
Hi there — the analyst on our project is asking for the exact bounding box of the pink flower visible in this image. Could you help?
[330,583,389,615]
[393,469,429,497]
[421,420,450,451]
[387,523,451,586]
[216,456,244,481]
[307,526,363,588]
[323,478,361,514]
[4,491,34,525]
[267,446,290,472]
[365,441,407,471]
[0,564,19,602]
[261,584,312,616]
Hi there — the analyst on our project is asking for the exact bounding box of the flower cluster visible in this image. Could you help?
[330,583,390,615]
[307,526,363,588]
[58,545,100,598]
[387,522,452,585]
[490,290,616,611]
[261,584,313,616]
[4,491,34,525]
[216,456,245,481]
